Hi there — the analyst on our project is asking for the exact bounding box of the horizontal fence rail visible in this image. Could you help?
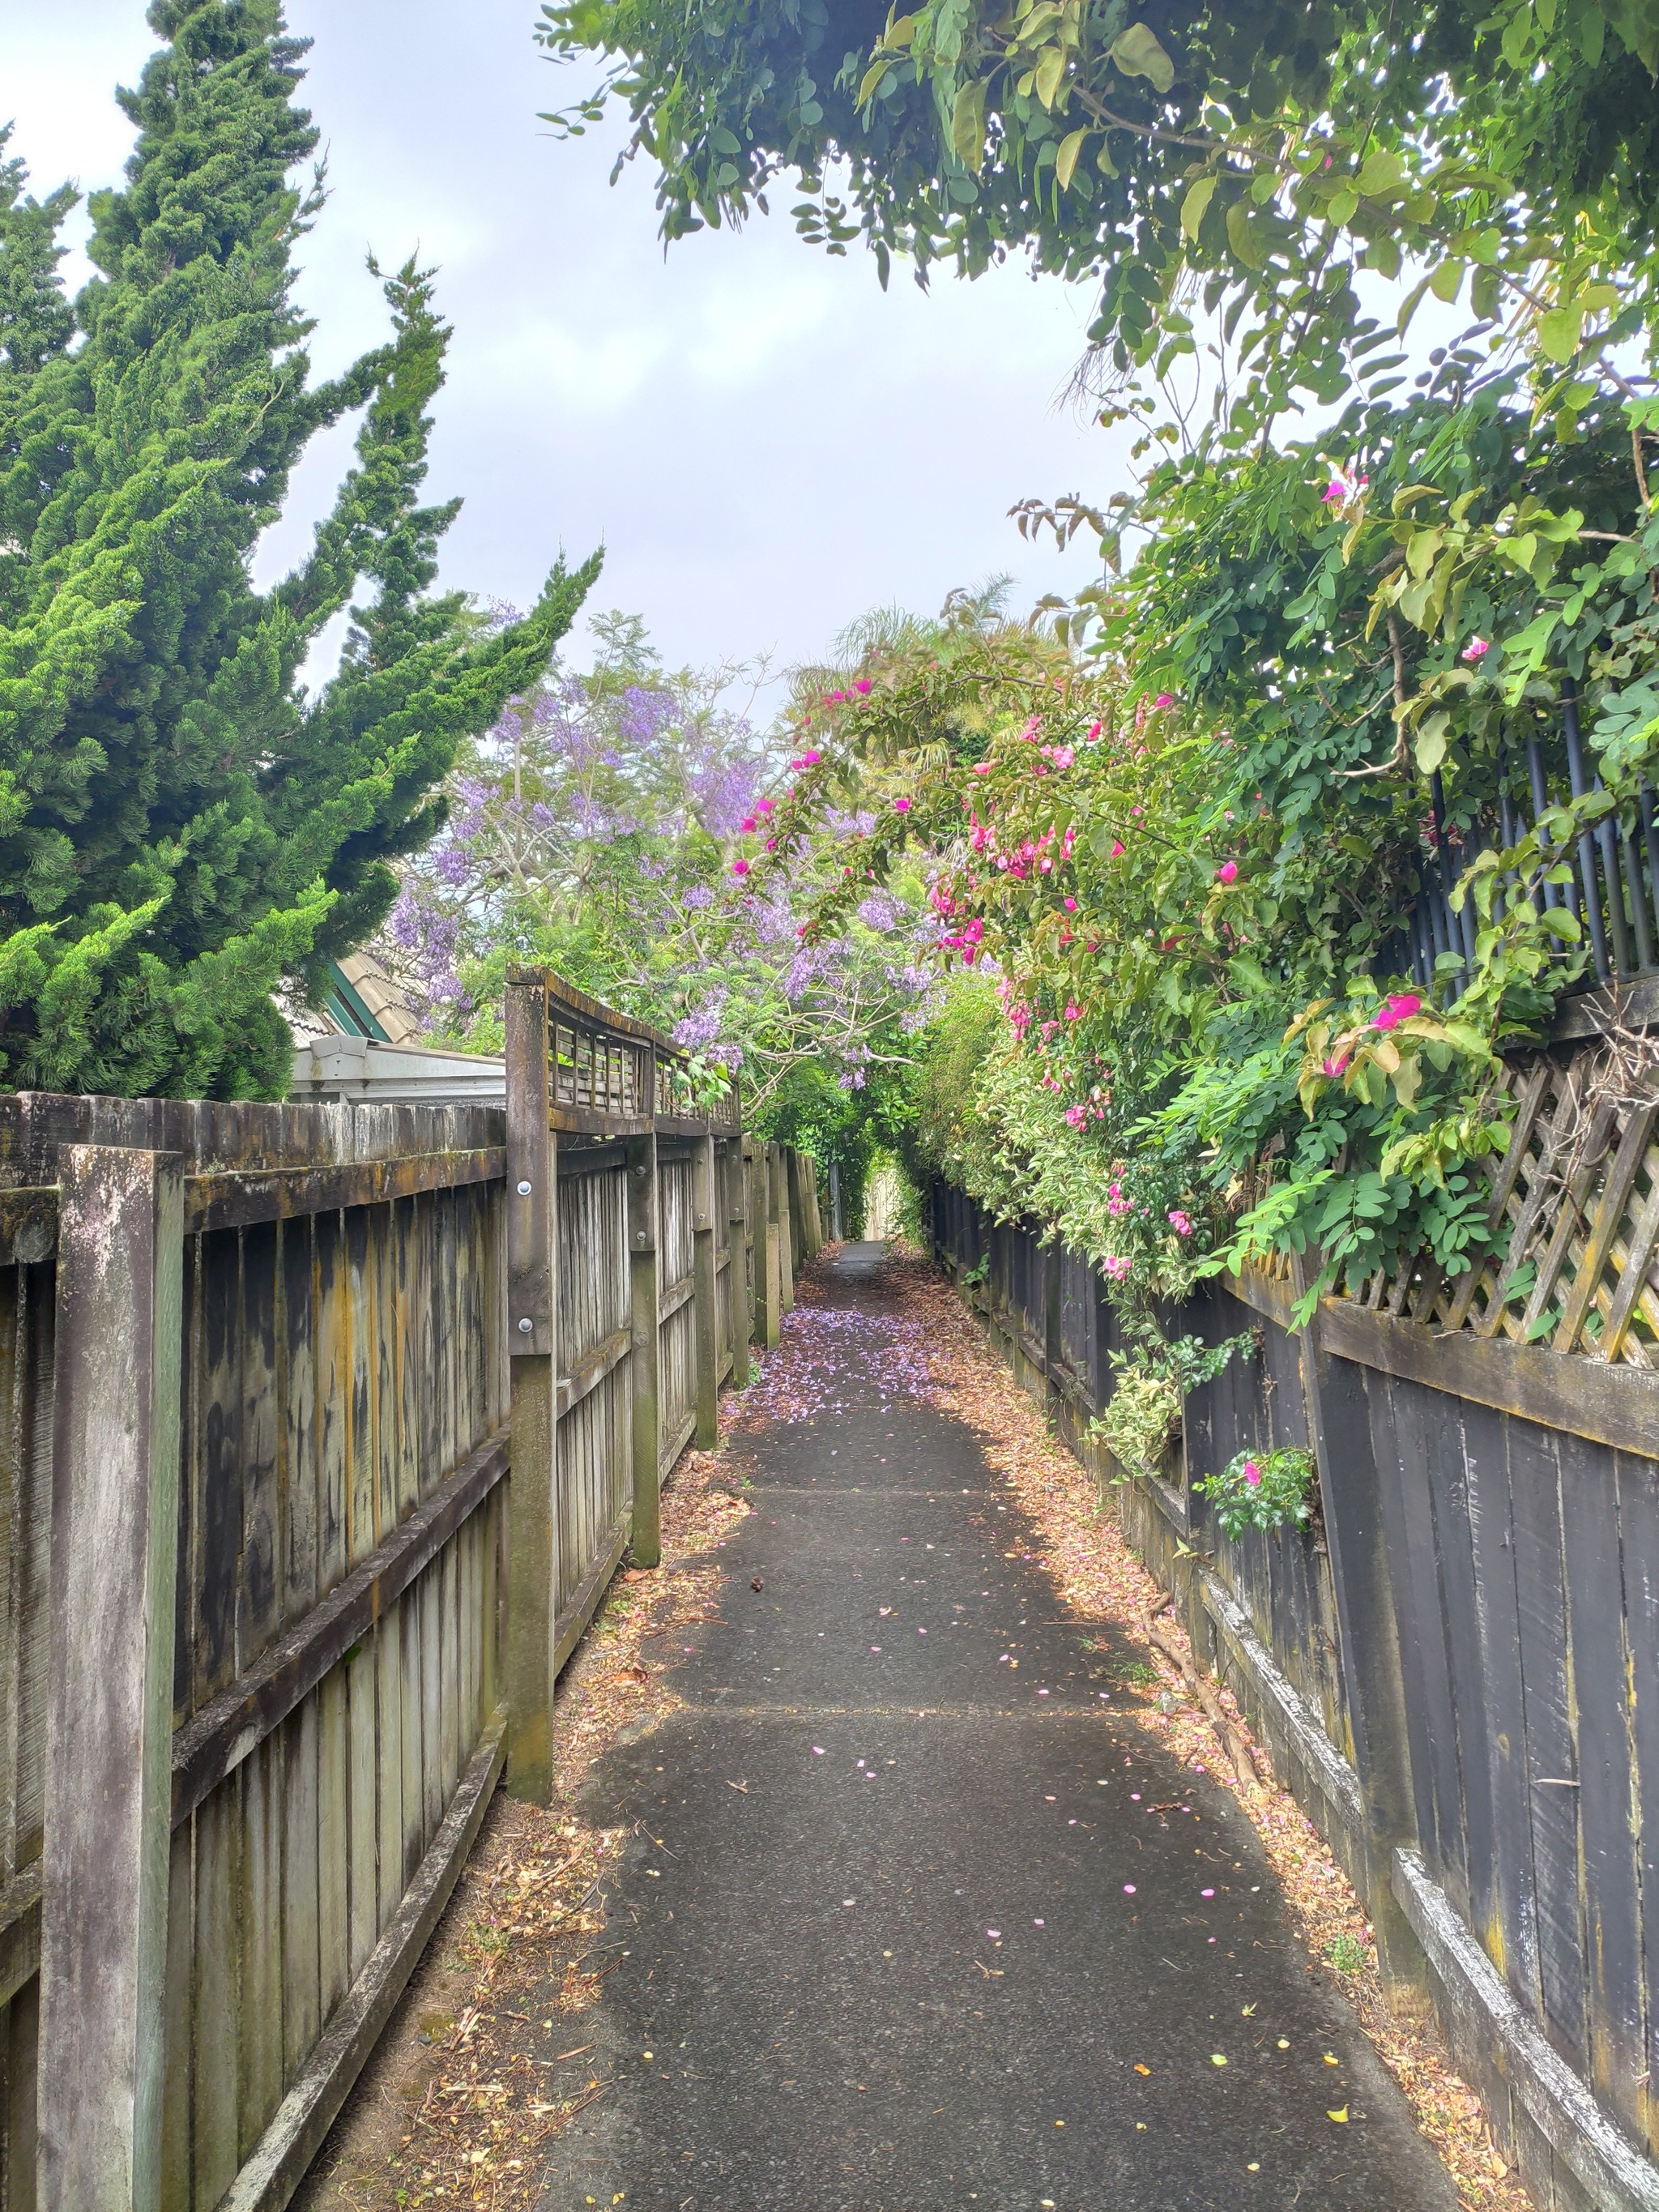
[929,1089,1659,2211]
[0,972,824,2212]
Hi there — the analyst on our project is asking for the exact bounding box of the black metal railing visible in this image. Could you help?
[1378,683,1659,1001]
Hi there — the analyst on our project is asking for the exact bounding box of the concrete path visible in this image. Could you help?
[534,1245,1456,2212]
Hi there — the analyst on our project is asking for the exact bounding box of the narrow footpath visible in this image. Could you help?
[532,1243,1457,2212]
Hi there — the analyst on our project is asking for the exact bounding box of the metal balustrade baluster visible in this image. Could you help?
[1642,787,1659,946]
[1624,811,1655,972]
[1499,740,1519,853]
[1525,728,1567,919]
[1563,681,1612,981]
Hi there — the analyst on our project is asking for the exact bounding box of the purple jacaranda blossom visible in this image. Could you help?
[857,891,906,933]
[672,991,730,1052]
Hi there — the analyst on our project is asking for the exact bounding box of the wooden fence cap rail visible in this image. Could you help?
[506,963,689,1062]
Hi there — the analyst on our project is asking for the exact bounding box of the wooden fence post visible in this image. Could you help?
[692,1133,719,1449]
[38,1145,183,2212]
[806,1156,824,1255]
[627,1130,662,1569]
[727,1140,753,1388]
[774,1147,795,1316]
[505,980,560,1801]
[752,1141,778,1348]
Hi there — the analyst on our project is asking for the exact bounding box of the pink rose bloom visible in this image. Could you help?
[894,796,912,813]
[1217,860,1239,884]
[731,858,749,876]
[1462,637,1490,661]
[1243,1460,1261,1487]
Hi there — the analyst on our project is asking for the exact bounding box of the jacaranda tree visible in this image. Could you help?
[0,1,598,1098]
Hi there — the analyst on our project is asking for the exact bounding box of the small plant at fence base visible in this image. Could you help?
[1089,1326,1256,1480]
[1194,1447,1318,1542]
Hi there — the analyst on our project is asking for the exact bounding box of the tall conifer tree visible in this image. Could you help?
[0,1,598,1096]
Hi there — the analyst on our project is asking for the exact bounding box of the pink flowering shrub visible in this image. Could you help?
[1194,1447,1316,1541]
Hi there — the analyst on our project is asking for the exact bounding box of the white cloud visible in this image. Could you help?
[3,0,1126,694]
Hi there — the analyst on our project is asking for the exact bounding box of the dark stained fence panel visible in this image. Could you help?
[929,1166,1659,2177]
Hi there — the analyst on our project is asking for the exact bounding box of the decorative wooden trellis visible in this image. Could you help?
[1356,1039,1659,1365]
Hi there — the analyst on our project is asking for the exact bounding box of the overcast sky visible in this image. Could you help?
[4,0,1122,702]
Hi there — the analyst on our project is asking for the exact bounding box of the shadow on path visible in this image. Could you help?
[533,1243,1456,2212]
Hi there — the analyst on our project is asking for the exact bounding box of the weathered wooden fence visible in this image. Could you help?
[931,1018,1659,2212]
[0,968,821,2212]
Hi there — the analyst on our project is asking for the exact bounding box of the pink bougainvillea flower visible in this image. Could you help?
[893,796,912,813]
[757,797,774,813]
[971,762,993,775]
[1323,1053,1350,1078]
[1168,1209,1193,1236]
[854,677,872,695]
[1086,720,1103,741]
[739,815,757,833]
[1217,860,1239,884]
[1103,1254,1132,1281]
[1372,990,1422,1031]
[1064,1002,1081,1020]
[731,858,750,876]
[1111,839,1125,859]
[1323,480,1349,502]
[1064,896,1078,912]
[1462,636,1491,661]
[766,837,777,851]
[800,749,822,766]
[1154,691,1175,710]
[1064,1104,1088,1129]
[1243,1461,1262,1487]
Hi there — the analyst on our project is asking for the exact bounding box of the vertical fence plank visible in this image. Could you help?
[727,1142,752,1390]
[693,1137,719,1449]
[37,1147,182,2212]
[746,1141,774,1351]
[628,1133,662,1570]
[774,1147,795,1315]
[505,980,559,1801]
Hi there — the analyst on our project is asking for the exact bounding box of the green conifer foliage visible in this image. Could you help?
[0,1,599,1098]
